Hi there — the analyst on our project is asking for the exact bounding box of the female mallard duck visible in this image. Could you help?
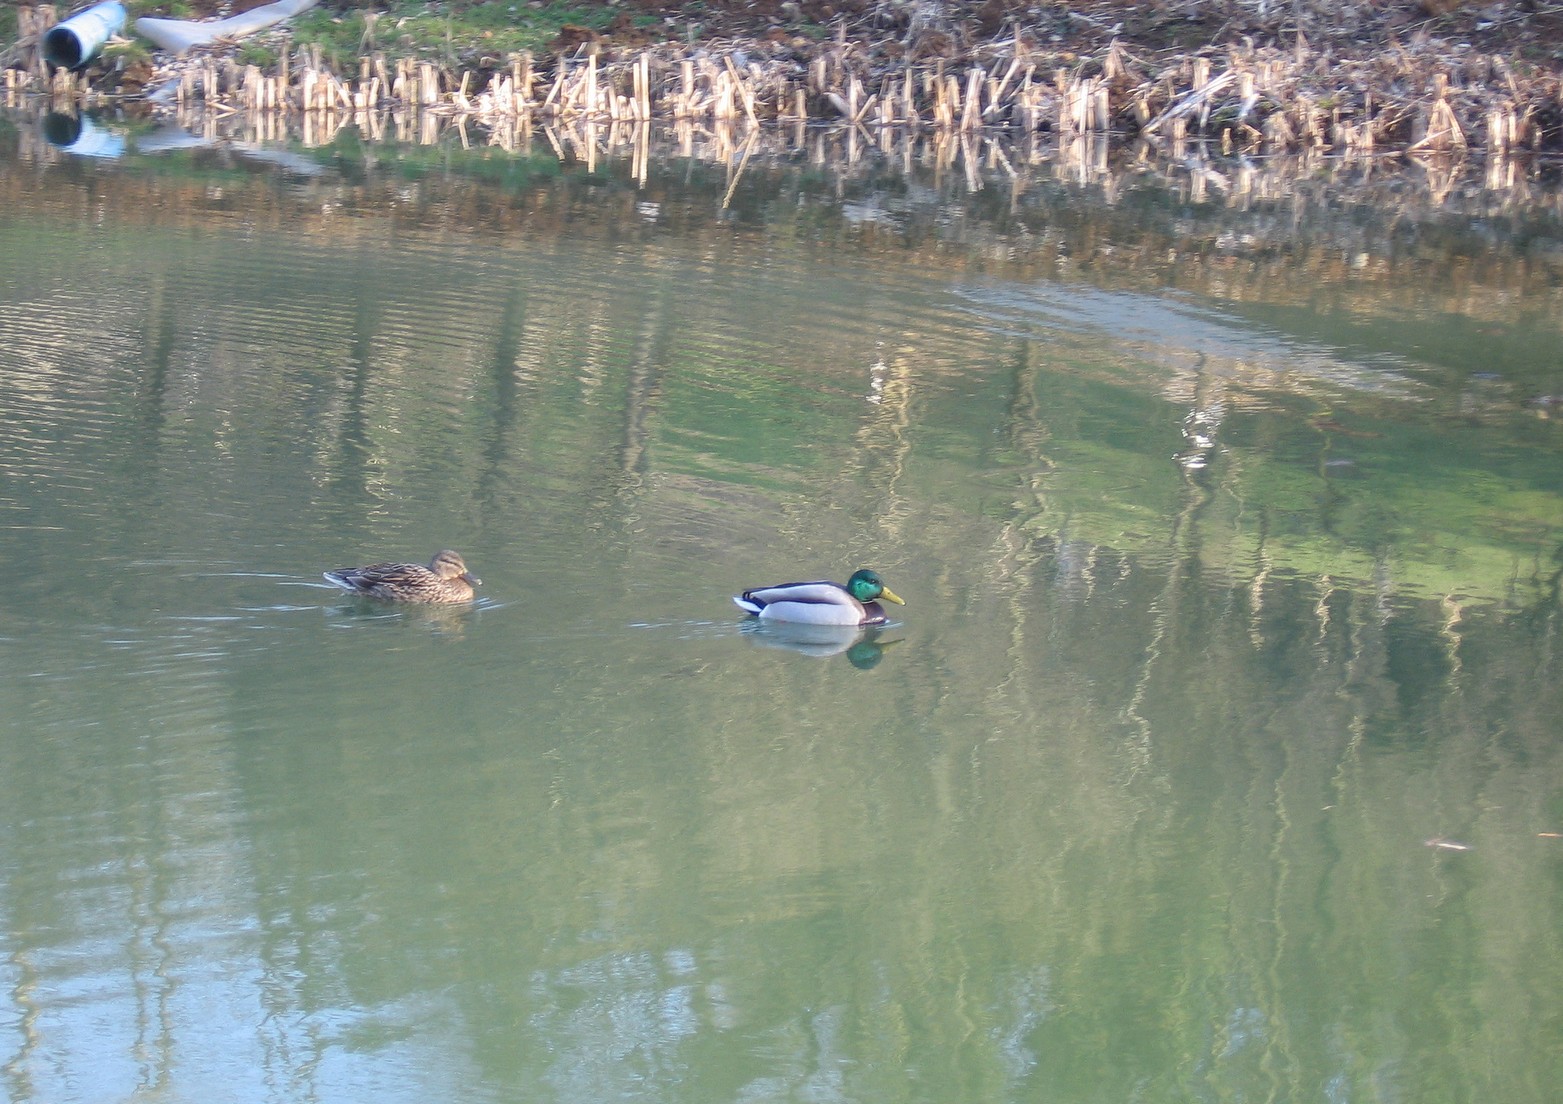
[323,550,481,604]
[734,569,905,626]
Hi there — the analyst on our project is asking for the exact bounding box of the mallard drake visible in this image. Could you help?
[323,549,481,604]
[733,569,905,626]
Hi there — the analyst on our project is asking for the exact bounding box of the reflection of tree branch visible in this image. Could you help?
[1440,595,1466,686]
[135,272,175,464]
[1121,566,1168,782]
[476,282,528,514]
[989,340,1054,717]
[845,345,915,547]
[618,288,668,484]
[1122,360,1223,779]
[328,252,383,508]
[1538,544,1563,614]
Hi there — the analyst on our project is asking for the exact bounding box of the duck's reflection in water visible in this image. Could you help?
[739,619,901,668]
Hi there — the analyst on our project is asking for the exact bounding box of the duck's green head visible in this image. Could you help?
[847,569,904,606]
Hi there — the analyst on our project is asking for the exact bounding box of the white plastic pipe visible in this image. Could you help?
[135,0,319,56]
[42,1,127,69]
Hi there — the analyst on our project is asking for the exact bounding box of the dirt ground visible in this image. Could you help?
[621,0,1563,67]
[195,0,1563,70]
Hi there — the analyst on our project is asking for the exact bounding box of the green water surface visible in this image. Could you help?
[1,120,1561,1103]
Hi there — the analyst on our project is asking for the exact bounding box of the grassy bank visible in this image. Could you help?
[6,1,1563,152]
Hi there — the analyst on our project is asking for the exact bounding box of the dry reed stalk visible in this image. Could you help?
[1236,70,1256,122]
[1412,98,1465,151]
[1408,74,1466,152]
[1305,98,1332,148]
[542,63,564,111]
[1143,68,1235,135]
[634,53,649,120]
[986,57,1021,121]
[725,56,759,125]
[514,52,532,105]
[678,58,694,119]
[932,72,956,128]
[961,66,982,129]
[1264,106,1296,148]
[1104,40,1128,83]
[1130,83,1152,128]
[481,74,508,114]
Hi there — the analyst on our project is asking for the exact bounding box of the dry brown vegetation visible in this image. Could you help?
[6,1,1563,153]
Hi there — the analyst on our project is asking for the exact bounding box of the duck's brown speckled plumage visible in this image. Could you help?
[323,550,481,604]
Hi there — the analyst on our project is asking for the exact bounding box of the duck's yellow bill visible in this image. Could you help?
[879,587,905,605]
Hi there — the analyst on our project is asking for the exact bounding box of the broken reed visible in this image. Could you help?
[11,29,1554,155]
